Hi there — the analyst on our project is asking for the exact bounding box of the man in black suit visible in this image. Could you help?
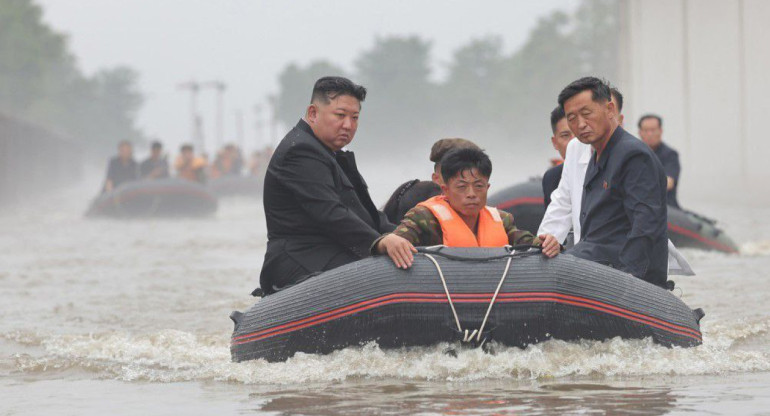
[638,114,682,208]
[259,76,398,295]
[559,77,669,287]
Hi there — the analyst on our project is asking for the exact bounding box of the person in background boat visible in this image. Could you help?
[541,106,573,209]
[559,77,668,288]
[102,140,138,193]
[139,140,169,180]
[259,76,395,295]
[249,146,273,177]
[376,147,561,268]
[639,114,681,209]
[538,87,624,244]
[382,138,481,224]
[175,144,207,183]
[211,144,243,179]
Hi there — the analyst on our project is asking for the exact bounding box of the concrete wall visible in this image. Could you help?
[618,0,770,203]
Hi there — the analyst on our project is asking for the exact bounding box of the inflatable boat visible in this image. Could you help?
[86,178,218,218]
[208,175,263,198]
[230,247,703,363]
[488,179,739,253]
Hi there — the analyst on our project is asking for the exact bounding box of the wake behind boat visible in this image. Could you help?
[230,247,703,363]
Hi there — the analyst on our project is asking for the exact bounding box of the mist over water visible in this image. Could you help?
[2,174,770,414]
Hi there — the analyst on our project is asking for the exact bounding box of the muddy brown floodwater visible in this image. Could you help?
[1,179,770,415]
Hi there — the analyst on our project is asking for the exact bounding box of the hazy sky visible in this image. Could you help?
[38,0,576,153]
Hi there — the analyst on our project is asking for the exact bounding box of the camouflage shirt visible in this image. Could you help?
[391,205,541,247]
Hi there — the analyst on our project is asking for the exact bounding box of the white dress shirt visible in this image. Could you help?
[537,138,592,243]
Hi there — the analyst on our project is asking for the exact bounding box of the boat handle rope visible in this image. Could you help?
[422,253,514,346]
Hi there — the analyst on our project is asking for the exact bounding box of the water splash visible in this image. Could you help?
[8,317,770,385]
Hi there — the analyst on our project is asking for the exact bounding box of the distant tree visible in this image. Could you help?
[272,60,347,128]
[0,0,73,114]
[441,36,508,132]
[501,10,582,141]
[353,36,436,151]
[268,0,620,159]
[572,0,620,79]
[0,0,146,155]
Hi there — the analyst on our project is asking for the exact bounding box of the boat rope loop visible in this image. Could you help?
[423,253,514,346]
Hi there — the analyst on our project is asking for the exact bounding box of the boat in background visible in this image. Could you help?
[86,178,218,218]
[488,178,739,254]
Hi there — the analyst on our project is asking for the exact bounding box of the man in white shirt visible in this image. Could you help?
[538,88,624,243]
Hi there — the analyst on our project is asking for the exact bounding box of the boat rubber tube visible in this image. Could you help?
[86,178,218,218]
[231,247,703,363]
[488,179,739,254]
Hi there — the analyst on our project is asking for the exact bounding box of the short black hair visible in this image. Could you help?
[638,114,663,129]
[550,106,566,133]
[151,141,162,150]
[440,147,492,184]
[610,87,624,113]
[558,77,612,110]
[180,144,193,152]
[310,76,367,104]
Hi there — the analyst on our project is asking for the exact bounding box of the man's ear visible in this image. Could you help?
[551,136,559,150]
[306,104,318,124]
[606,100,617,121]
[440,183,448,195]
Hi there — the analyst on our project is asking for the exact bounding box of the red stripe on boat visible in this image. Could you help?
[232,291,701,345]
[495,197,544,210]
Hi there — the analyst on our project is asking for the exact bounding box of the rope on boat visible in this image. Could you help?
[423,252,514,346]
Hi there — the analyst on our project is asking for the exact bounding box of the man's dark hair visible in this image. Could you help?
[610,87,624,113]
[638,113,663,129]
[180,144,193,152]
[430,138,480,165]
[440,147,493,184]
[557,77,612,110]
[151,141,162,150]
[310,76,367,104]
[550,106,566,133]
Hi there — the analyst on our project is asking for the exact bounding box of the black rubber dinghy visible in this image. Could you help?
[667,207,739,253]
[488,179,739,253]
[86,178,218,218]
[208,176,263,198]
[231,247,703,363]
[486,179,546,235]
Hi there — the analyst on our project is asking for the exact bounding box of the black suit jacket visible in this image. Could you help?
[569,127,668,287]
[541,163,563,209]
[260,119,394,293]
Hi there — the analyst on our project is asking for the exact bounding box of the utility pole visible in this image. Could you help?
[201,81,226,150]
[178,80,204,153]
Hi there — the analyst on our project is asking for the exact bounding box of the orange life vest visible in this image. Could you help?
[417,195,508,247]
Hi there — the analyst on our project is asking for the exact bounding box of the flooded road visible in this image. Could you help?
[2,180,770,415]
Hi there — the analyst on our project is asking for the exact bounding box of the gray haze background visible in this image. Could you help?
[3,0,768,205]
[37,0,576,153]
